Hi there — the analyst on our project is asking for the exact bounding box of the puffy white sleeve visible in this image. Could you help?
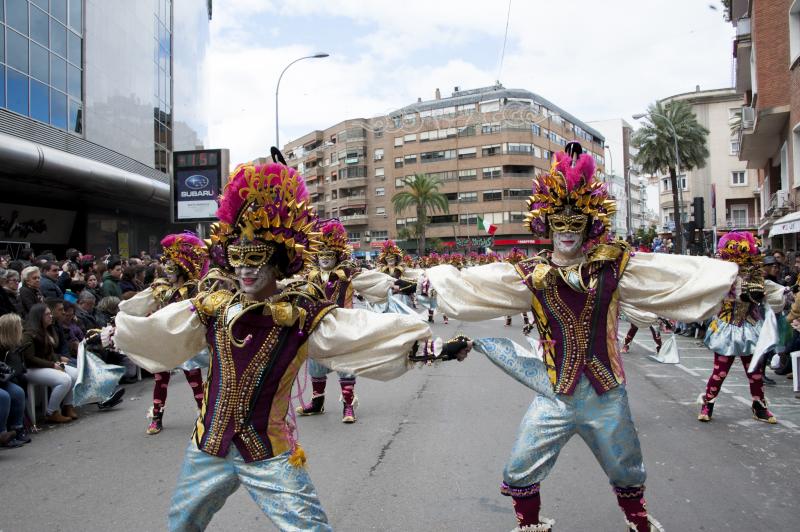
[117,287,159,317]
[352,270,396,304]
[307,307,435,381]
[115,300,207,373]
[764,280,788,313]
[617,253,738,322]
[402,268,424,281]
[426,263,531,320]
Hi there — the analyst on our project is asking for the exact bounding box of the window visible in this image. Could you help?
[404,133,416,143]
[508,211,525,222]
[482,166,501,179]
[480,100,500,113]
[504,189,529,198]
[459,214,478,225]
[376,207,386,216]
[483,190,502,201]
[507,143,533,154]
[395,178,405,188]
[375,187,385,197]
[531,124,541,135]
[458,169,477,180]
[430,214,458,224]
[443,192,458,201]
[404,154,417,165]
[347,232,361,240]
[730,206,748,226]
[394,157,403,168]
[374,128,383,138]
[428,170,458,181]
[372,230,388,240]
[542,150,551,160]
[458,192,477,203]
[458,125,476,137]
[394,137,403,147]
[456,103,475,114]
[662,176,687,191]
[793,121,800,188]
[420,149,455,163]
[731,171,746,186]
[374,148,384,161]
[339,166,367,179]
[458,147,477,159]
[375,167,385,178]
[482,144,501,157]
[482,122,501,134]
[790,0,800,66]
[730,138,740,155]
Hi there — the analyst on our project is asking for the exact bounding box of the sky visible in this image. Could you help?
[205,0,735,212]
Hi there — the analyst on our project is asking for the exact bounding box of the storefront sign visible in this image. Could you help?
[493,238,552,246]
[172,149,229,223]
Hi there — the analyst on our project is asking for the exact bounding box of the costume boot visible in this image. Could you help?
[625,516,665,531]
[443,315,449,325]
[752,399,777,424]
[340,378,357,423]
[614,486,652,532]
[506,316,512,327]
[297,377,326,415]
[428,310,434,323]
[697,394,715,422]
[146,407,164,435]
[508,486,554,532]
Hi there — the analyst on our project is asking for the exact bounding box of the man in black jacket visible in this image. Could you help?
[39,262,64,300]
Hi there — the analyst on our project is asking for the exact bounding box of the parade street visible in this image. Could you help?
[1,316,798,532]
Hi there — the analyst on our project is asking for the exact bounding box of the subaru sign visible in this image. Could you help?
[172,149,229,223]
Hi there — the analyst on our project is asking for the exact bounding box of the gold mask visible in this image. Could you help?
[548,214,588,234]
[228,242,275,268]
[318,250,337,261]
[164,262,180,276]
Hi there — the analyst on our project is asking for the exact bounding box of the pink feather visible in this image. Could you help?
[216,163,308,225]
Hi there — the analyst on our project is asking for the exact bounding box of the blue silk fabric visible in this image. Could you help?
[475,338,646,489]
[169,441,331,532]
[72,345,125,406]
[365,290,424,320]
[178,347,210,372]
[306,358,354,380]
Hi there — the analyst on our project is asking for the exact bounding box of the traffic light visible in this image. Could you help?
[692,197,705,230]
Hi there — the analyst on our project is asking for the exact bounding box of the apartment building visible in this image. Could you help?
[282,85,605,256]
[729,0,800,250]
[653,88,759,243]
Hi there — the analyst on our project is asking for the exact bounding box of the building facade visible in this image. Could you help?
[653,88,759,248]
[283,85,605,257]
[729,0,800,250]
[0,0,211,257]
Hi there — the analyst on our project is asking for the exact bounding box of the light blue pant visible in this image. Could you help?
[307,358,354,381]
[0,381,25,430]
[168,441,331,532]
[504,377,646,489]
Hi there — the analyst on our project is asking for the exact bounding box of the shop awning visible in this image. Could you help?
[768,211,800,237]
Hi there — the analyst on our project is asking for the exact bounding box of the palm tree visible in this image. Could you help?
[632,100,709,253]
[391,173,449,254]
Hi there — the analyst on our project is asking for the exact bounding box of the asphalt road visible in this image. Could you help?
[1,315,798,531]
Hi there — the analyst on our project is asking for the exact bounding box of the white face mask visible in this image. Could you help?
[235,265,275,296]
[553,231,584,259]
[318,256,338,271]
[165,260,179,284]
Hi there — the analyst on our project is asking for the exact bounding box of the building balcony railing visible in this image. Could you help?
[340,214,369,225]
[503,172,535,179]
[303,165,324,178]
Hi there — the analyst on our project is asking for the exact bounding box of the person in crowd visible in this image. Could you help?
[59,301,84,358]
[773,250,793,285]
[1,269,22,315]
[0,269,19,316]
[45,299,73,360]
[0,313,31,447]
[7,260,24,274]
[84,272,103,302]
[39,262,64,300]
[102,259,123,298]
[75,291,100,332]
[19,247,35,267]
[95,296,120,328]
[119,265,146,300]
[19,266,44,317]
[21,303,79,423]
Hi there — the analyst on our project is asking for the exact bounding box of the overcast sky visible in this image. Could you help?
[206,0,734,177]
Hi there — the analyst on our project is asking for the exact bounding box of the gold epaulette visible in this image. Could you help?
[588,240,630,263]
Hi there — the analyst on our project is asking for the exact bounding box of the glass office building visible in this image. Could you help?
[0,0,211,257]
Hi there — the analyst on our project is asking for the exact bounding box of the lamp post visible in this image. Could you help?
[633,111,685,253]
[275,53,330,148]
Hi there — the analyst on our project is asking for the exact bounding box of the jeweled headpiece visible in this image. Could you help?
[210,162,318,278]
[378,240,403,264]
[318,219,351,262]
[717,231,761,266]
[160,232,210,280]
[525,148,616,244]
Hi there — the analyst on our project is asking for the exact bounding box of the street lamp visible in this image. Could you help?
[633,111,685,253]
[275,53,330,148]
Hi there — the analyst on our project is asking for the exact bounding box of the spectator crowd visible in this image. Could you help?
[0,247,164,450]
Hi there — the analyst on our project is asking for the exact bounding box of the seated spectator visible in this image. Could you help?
[21,303,78,423]
[19,266,44,317]
[59,301,84,357]
[39,262,64,300]
[19,247,35,267]
[119,265,145,300]
[95,296,121,328]
[102,258,123,298]
[0,268,20,316]
[83,272,103,302]
[75,291,100,332]
[0,313,30,447]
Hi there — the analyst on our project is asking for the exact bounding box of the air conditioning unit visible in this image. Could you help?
[776,190,789,209]
[741,106,755,129]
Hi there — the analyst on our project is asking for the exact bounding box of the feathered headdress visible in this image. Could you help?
[717,231,761,266]
[318,219,351,262]
[425,252,441,267]
[378,239,403,265]
[209,162,319,277]
[525,149,616,244]
[160,232,210,280]
[505,247,527,264]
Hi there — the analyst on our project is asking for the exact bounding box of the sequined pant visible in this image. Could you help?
[306,358,355,381]
[152,369,204,416]
[704,353,764,402]
[503,377,646,490]
[168,441,331,531]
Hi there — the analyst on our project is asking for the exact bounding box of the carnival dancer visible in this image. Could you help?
[114,160,468,531]
[418,253,448,325]
[504,248,531,329]
[698,232,787,424]
[427,143,738,532]
[122,233,209,435]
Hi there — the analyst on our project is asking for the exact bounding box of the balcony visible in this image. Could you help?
[740,105,791,168]
[304,149,324,163]
[303,165,324,179]
[340,214,369,225]
[339,195,367,208]
[307,181,324,194]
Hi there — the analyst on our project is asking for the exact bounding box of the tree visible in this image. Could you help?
[632,100,709,253]
[391,173,449,254]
